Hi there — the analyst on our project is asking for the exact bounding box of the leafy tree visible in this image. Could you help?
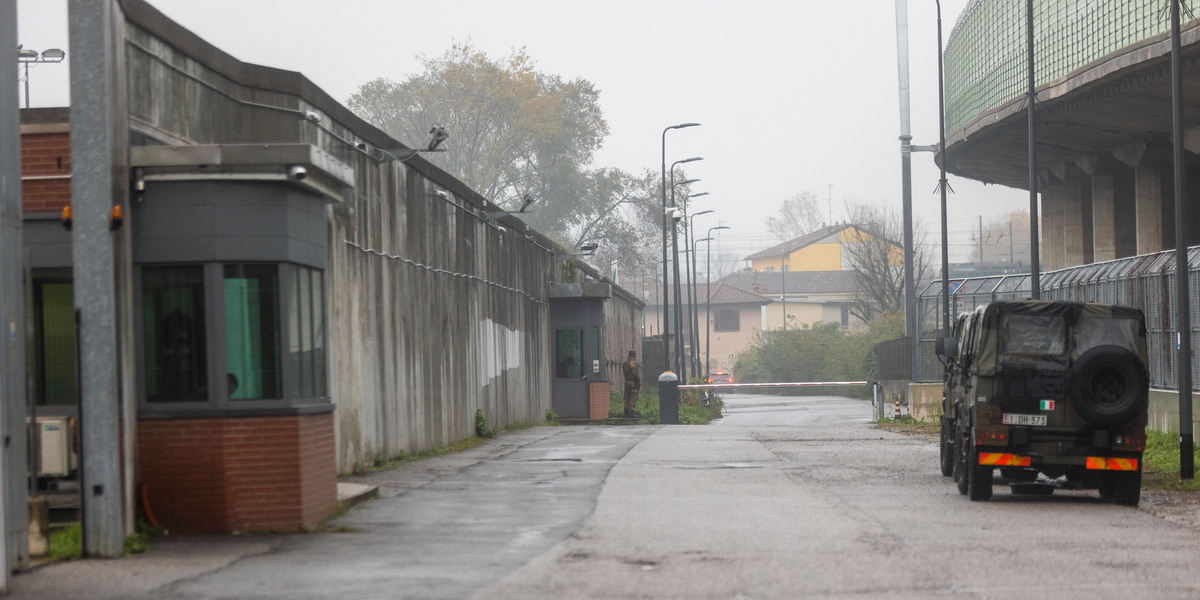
[346,42,610,243]
[841,200,931,323]
[764,192,823,241]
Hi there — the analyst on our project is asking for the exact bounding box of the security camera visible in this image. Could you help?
[288,165,308,180]
[304,110,321,123]
[435,190,449,199]
[496,225,507,233]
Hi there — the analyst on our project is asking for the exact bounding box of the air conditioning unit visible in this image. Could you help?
[37,417,76,478]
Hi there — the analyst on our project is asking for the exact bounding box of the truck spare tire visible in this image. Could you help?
[1067,345,1148,426]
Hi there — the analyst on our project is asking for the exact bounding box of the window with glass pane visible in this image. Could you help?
[224,264,282,400]
[34,277,75,406]
[555,329,582,379]
[143,266,207,402]
[288,265,327,399]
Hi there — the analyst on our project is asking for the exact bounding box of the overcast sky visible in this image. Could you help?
[16,0,1029,262]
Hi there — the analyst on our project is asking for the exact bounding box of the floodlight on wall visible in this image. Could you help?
[376,124,450,163]
[484,193,537,221]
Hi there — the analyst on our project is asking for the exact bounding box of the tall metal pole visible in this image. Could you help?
[781,255,787,332]
[0,0,22,586]
[689,208,712,373]
[705,237,714,375]
[671,183,686,381]
[659,124,699,374]
[936,0,950,336]
[1027,0,1041,299]
[895,0,919,380]
[1170,0,1194,480]
[71,0,128,556]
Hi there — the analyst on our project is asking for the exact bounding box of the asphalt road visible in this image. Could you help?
[12,397,1200,599]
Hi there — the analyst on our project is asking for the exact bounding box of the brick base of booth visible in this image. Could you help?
[589,381,611,420]
[137,412,336,534]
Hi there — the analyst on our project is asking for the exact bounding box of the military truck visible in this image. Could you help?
[936,300,1149,505]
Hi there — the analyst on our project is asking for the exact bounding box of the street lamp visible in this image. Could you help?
[17,46,66,108]
[688,208,714,373]
[704,225,730,376]
[671,177,700,381]
[661,123,700,375]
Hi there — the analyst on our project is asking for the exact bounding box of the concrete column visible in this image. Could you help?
[1041,184,1065,271]
[1136,165,1168,254]
[1093,174,1117,262]
[1063,172,1092,266]
[1113,164,1138,258]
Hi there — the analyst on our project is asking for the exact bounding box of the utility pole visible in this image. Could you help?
[71,0,128,556]
[1170,0,1194,479]
[1027,0,1041,299]
[895,0,919,381]
[0,0,22,585]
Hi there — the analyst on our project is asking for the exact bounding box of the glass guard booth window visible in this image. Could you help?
[143,266,208,402]
[32,273,76,406]
[555,329,582,378]
[288,265,327,399]
[224,265,282,400]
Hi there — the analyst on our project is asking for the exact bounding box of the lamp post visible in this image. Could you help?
[672,177,700,381]
[688,208,713,373]
[705,225,730,375]
[17,47,66,108]
[661,123,700,375]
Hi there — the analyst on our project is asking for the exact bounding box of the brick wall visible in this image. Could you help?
[21,131,72,214]
[137,413,337,534]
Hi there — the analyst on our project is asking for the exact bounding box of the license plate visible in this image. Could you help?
[1003,414,1047,426]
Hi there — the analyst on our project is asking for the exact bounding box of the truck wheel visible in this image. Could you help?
[966,446,994,502]
[954,416,970,495]
[1111,469,1142,507]
[1068,345,1148,427]
[939,415,955,477]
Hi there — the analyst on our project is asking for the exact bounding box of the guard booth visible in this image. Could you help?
[549,282,612,419]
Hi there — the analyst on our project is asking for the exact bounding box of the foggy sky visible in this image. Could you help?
[15,0,1030,262]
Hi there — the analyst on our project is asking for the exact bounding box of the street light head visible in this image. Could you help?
[678,156,703,164]
[675,178,701,187]
[688,192,710,199]
[579,242,599,255]
[694,209,714,218]
[425,125,449,151]
[41,48,66,62]
[673,122,701,129]
[17,48,37,62]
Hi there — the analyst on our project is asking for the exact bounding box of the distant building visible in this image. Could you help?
[736,224,900,330]
[640,281,770,372]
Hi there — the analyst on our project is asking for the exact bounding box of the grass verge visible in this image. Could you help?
[608,387,724,425]
[1142,430,1200,492]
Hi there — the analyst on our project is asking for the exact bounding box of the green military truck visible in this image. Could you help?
[936,300,1149,505]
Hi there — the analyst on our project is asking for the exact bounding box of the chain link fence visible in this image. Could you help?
[910,248,1200,389]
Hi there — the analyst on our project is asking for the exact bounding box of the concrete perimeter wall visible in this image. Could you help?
[122,0,556,473]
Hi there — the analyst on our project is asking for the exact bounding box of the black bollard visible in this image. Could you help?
[658,371,679,425]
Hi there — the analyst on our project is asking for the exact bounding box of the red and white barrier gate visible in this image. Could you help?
[680,381,869,390]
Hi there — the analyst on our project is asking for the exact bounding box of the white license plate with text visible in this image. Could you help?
[1003,413,1047,426]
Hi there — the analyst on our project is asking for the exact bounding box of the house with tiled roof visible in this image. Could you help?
[732,223,901,331]
[640,281,771,372]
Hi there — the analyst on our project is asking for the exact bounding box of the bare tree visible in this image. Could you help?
[764,192,823,241]
[841,201,930,323]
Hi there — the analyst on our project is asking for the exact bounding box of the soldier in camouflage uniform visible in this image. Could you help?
[622,350,641,418]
